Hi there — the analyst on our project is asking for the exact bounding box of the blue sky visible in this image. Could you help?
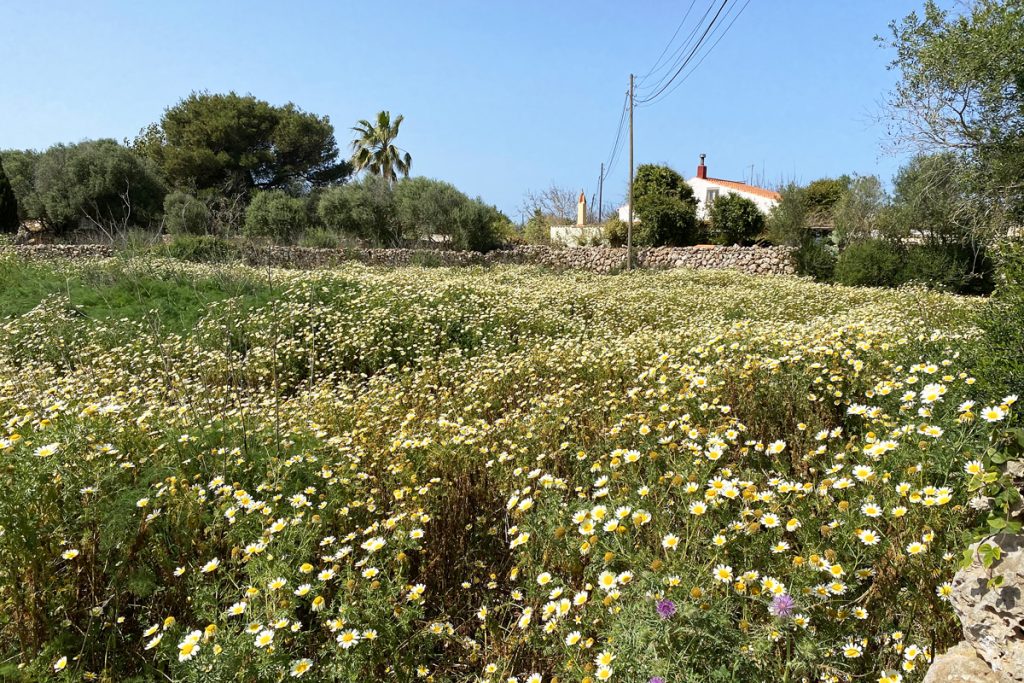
[1,1,952,218]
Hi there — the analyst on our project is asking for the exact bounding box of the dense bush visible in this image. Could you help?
[0,155,18,233]
[243,190,310,243]
[708,193,765,245]
[977,241,1024,397]
[163,191,211,235]
[522,210,554,245]
[18,139,166,235]
[634,194,698,246]
[163,234,239,262]
[394,177,507,251]
[630,164,699,246]
[794,238,837,280]
[833,238,905,287]
[317,175,399,246]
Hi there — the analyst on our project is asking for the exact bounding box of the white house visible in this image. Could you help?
[619,154,781,222]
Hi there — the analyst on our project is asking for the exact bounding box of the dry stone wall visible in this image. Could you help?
[0,243,797,275]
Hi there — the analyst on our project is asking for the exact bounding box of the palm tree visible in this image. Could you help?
[350,111,412,183]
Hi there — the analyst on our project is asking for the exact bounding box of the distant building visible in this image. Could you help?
[550,191,604,245]
[619,154,782,222]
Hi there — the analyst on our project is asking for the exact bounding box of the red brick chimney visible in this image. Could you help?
[697,153,707,180]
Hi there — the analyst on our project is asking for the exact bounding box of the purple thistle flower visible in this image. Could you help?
[769,593,795,618]
[656,598,676,619]
[649,678,666,683]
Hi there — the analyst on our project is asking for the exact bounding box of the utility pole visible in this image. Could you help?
[598,162,604,223]
[627,73,634,271]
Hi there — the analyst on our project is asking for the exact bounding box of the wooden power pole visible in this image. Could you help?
[627,73,634,271]
[598,162,604,223]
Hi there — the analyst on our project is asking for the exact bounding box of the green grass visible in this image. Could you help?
[0,255,274,333]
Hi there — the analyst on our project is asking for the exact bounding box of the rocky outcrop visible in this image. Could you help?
[0,243,798,276]
[924,642,1010,682]
[925,534,1024,682]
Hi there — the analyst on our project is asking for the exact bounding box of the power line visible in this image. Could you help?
[635,0,732,104]
[636,0,699,87]
[637,0,752,108]
[636,0,719,97]
[602,92,629,179]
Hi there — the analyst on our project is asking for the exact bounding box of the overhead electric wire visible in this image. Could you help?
[635,0,719,97]
[637,0,752,108]
[635,0,731,104]
[601,91,630,181]
[635,0,699,88]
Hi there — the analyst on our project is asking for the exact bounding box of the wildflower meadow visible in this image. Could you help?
[0,254,1013,682]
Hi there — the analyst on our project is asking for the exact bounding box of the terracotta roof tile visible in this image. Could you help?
[702,177,781,201]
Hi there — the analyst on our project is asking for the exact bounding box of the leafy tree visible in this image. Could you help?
[634,194,698,247]
[317,175,400,246]
[163,191,211,235]
[633,164,694,207]
[0,149,42,221]
[832,175,888,248]
[0,155,18,233]
[765,183,810,246]
[350,111,412,183]
[708,193,765,245]
[804,176,850,225]
[243,190,309,243]
[884,152,1000,249]
[135,92,350,195]
[31,139,165,235]
[394,177,506,251]
[882,0,1024,219]
[630,164,698,246]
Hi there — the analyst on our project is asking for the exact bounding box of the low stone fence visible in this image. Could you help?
[1,243,797,276]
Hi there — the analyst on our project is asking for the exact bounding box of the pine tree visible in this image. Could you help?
[0,155,19,233]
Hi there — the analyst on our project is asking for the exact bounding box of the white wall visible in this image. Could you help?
[550,225,605,246]
[687,177,779,220]
[618,178,779,223]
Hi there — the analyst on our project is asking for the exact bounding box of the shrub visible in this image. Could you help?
[794,238,837,281]
[298,227,345,249]
[900,244,975,293]
[708,193,765,245]
[243,190,309,243]
[523,211,554,245]
[317,175,399,246]
[634,194,698,246]
[976,241,1024,397]
[0,155,18,233]
[163,191,211,235]
[164,234,238,262]
[32,139,166,235]
[603,216,628,247]
[395,177,508,251]
[833,238,905,287]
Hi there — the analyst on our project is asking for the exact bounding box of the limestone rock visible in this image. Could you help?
[950,534,1024,681]
[923,642,1011,682]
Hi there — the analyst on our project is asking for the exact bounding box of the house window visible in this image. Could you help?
[706,189,719,204]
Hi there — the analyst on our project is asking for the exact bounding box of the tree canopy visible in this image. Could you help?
[630,164,699,246]
[134,92,350,195]
[708,193,765,246]
[18,139,166,234]
[350,111,412,182]
[0,155,19,233]
[883,0,1024,218]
